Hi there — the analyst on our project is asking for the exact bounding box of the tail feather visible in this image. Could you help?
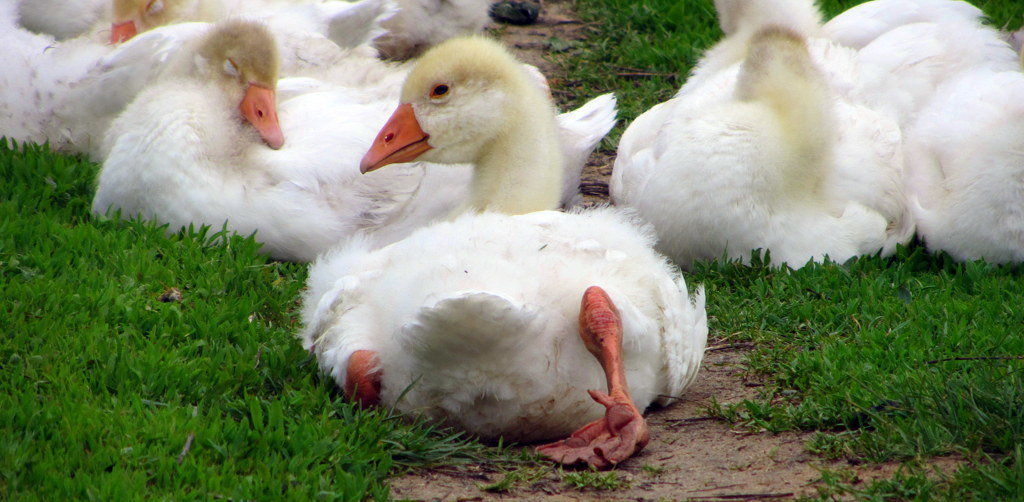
[556,93,618,207]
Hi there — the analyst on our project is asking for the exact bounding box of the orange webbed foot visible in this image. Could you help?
[536,286,651,469]
[535,389,650,469]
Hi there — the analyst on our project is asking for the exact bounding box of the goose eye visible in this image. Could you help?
[429,84,449,99]
[146,0,164,15]
[223,59,239,77]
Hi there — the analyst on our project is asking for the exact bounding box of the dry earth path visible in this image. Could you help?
[390,3,959,499]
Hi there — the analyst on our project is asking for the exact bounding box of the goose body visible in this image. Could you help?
[904,66,1024,263]
[305,36,705,469]
[302,208,707,442]
[0,15,110,146]
[613,25,911,269]
[822,0,989,50]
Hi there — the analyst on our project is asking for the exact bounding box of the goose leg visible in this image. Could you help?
[345,349,382,407]
[536,286,650,469]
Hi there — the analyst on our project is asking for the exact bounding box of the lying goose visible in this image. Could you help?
[302,36,706,469]
[611,26,911,269]
[92,24,615,261]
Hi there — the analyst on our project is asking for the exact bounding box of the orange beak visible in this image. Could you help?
[239,84,284,150]
[360,103,432,173]
[110,20,138,44]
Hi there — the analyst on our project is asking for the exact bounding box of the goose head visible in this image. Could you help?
[110,0,190,43]
[193,19,284,149]
[360,36,563,214]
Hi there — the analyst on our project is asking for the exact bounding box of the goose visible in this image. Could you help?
[50,0,397,159]
[903,64,1024,263]
[611,25,912,269]
[301,36,707,469]
[373,0,491,60]
[687,0,1016,125]
[92,24,616,261]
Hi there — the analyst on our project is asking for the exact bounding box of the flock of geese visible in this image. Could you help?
[3,0,1023,469]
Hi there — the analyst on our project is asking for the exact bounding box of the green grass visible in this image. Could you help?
[5,0,1024,499]
[555,0,1024,497]
[0,141,484,499]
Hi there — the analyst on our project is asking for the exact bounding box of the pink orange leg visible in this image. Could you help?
[344,350,382,407]
[536,286,650,469]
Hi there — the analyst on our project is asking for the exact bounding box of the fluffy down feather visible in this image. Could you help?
[301,208,707,441]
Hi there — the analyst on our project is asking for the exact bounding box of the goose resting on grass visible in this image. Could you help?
[612,24,911,269]
[301,36,707,469]
[91,23,616,261]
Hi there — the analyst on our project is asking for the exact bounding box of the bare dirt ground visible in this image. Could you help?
[389,2,960,499]
[390,345,959,500]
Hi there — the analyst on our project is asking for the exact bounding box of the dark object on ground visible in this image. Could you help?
[490,1,540,25]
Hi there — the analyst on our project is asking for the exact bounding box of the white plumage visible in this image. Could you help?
[301,208,707,441]
[301,37,703,467]
[91,26,615,261]
[904,66,1024,263]
[49,0,396,158]
[374,0,492,60]
[612,23,911,269]
[15,0,109,40]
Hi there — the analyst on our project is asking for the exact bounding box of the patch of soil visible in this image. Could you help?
[388,3,963,499]
[389,346,962,500]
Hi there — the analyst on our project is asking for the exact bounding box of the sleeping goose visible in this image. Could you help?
[92,24,615,261]
[302,36,707,469]
[903,63,1024,263]
[611,25,912,269]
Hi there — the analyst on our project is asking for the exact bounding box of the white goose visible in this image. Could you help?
[612,23,911,270]
[903,64,1024,263]
[92,24,615,261]
[301,36,707,469]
